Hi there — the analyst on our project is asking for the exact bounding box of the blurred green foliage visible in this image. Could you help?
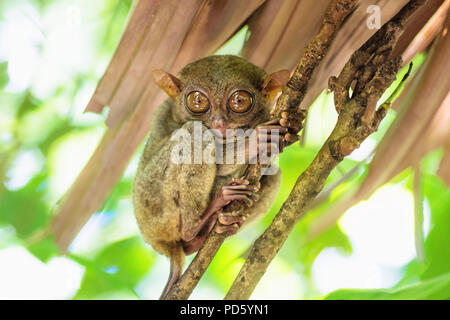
[0,0,448,300]
[326,272,450,300]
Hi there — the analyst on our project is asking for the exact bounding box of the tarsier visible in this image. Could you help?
[133,55,301,298]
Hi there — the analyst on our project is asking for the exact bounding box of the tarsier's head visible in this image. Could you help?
[153,55,290,137]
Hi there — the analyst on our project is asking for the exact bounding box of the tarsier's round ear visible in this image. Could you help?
[261,70,290,100]
[152,70,182,98]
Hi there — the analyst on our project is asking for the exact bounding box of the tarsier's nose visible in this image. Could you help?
[210,115,227,137]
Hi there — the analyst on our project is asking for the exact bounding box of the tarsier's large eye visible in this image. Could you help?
[228,90,253,113]
[186,91,210,113]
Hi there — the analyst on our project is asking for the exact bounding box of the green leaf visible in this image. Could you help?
[383,159,450,289]
[0,173,50,238]
[325,272,450,300]
[27,235,60,262]
[16,91,41,119]
[100,177,133,213]
[421,175,450,280]
[72,237,155,299]
[71,254,138,300]
[0,62,9,89]
[298,225,352,273]
[95,236,154,285]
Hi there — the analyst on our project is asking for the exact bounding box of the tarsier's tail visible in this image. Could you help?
[159,244,185,300]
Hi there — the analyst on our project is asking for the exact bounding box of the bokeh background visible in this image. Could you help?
[0,0,449,299]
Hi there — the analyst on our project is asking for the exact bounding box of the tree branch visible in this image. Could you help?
[273,0,360,117]
[164,0,359,300]
[224,0,425,300]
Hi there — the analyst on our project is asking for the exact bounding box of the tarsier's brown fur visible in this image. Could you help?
[133,55,296,298]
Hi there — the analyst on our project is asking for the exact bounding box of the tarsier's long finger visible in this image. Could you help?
[280,118,303,133]
[218,213,245,226]
[222,185,258,196]
[224,183,260,199]
[258,132,285,146]
[257,118,280,126]
[225,194,254,207]
[257,132,281,143]
[280,112,303,133]
[257,128,286,148]
[215,223,239,236]
[284,133,300,145]
[223,189,257,198]
[223,185,259,192]
[257,126,288,142]
[258,141,281,155]
[256,125,289,134]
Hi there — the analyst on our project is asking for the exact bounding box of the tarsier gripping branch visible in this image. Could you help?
[132,0,427,301]
[132,55,300,299]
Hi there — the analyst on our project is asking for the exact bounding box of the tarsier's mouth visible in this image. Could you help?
[209,126,250,144]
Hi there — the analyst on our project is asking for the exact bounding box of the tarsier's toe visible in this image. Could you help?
[222,182,259,207]
[221,178,260,208]
[256,125,288,135]
[283,133,300,147]
[218,212,246,225]
[228,194,255,207]
[224,184,257,192]
[280,111,303,133]
[215,222,239,236]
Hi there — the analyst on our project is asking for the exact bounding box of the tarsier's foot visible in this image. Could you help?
[215,212,244,236]
[218,178,260,208]
[182,178,260,253]
[214,178,260,236]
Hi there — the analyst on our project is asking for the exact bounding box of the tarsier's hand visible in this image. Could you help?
[215,178,260,236]
[279,111,304,143]
[249,113,302,161]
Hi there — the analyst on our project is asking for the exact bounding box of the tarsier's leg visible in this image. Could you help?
[182,216,216,255]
